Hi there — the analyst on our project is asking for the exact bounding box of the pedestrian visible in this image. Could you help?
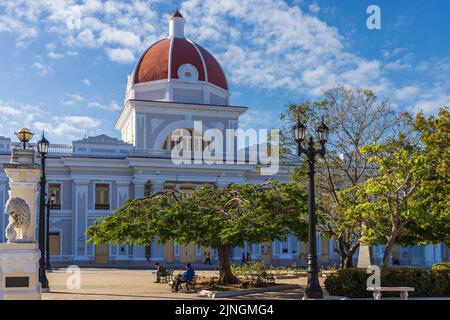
[204,251,212,265]
[241,252,246,266]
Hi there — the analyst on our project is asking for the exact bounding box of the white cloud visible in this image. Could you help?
[46,43,64,59]
[98,28,141,47]
[48,51,64,59]
[31,62,52,76]
[82,78,91,86]
[0,0,449,118]
[0,100,101,142]
[34,115,101,142]
[384,59,411,72]
[394,86,419,101]
[309,3,320,13]
[105,48,135,63]
[63,93,84,106]
[240,110,281,130]
[87,100,121,111]
[412,86,450,114]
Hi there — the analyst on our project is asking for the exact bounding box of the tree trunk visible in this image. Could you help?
[382,236,396,268]
[337,234,359,269]
[343,256,353,268]
[217,244,240,284]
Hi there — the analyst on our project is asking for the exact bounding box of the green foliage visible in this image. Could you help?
[231,261,276,287]
[86,181,308,284]
[432,262,450,271]
[324,268,450,297]
[86,181,308,247]
[410,108,450,246]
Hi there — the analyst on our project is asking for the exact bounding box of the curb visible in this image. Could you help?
[199,284,301,299]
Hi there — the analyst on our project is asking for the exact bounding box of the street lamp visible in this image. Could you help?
[37,132,50,291]
[45,192,56,271]
[293,116,329,300]
[15,127,34,149]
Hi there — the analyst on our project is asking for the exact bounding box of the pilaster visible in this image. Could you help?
[73,179,89,260]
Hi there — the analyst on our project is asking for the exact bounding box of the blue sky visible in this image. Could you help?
[0,0,449,143]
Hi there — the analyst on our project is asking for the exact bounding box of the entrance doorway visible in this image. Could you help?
[179,244,196,263]
[49,232,61,256]
[95,244,109,264]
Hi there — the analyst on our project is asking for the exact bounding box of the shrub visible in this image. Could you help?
[324,268,450,298]
[432,261,450,271]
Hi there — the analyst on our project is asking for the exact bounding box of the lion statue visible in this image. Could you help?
[5,197,32,243]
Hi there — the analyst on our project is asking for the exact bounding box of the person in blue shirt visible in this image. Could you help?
[172,263,195,292]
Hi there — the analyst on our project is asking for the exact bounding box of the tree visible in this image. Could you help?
[409,108,450,252]
[280,86,397,268]
[86,181,308,284]
[342,135,426,267]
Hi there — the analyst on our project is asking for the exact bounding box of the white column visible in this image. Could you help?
[73,179,89,260]
[151,179,165,193]
[115,181,129,259]
[425,244,439,266]
[3,165,41,242]
[116,181,130,207]
[133,179,145,198]
[150,178,165,260]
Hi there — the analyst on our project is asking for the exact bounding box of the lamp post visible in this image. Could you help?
[293,116,329,300]
[15,128,33,149]
[37,132,50,291]
[45,192,55,271]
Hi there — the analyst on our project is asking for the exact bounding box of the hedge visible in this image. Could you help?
[324,268,450,298]
[432,261,450,271]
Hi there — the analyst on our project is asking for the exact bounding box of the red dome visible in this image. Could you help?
[133,37,228,90]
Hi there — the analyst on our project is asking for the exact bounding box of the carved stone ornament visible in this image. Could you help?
[5,197,32,243]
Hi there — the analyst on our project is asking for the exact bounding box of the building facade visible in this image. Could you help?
[0,11,447,267]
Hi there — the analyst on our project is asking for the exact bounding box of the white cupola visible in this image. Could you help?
[169,10,185,38]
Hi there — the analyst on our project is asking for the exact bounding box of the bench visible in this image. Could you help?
[367,287,415,300]
[160,269,174,283]
[179,275,198,293]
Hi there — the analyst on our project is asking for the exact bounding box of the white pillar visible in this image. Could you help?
[1,148,42,300]
[150,179,165,260]
[4,165,41,242]
[73,179,89,260]
[151,179,165,193]
[425,244,439,266]
[133,179,145,198]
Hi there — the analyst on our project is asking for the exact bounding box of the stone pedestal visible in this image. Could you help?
[3,162,41,242]
[0,243,41,300]
[0,147,42,300]
[357,245,373,268]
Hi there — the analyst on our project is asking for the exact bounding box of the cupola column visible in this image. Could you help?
[169,10,185,38]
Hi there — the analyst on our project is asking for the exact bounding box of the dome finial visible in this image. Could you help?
[169,9,184,20]
[169,10,185,38]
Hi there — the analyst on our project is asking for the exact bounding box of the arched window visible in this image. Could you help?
[163,128,209,152]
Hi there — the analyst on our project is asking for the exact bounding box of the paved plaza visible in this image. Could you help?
[42,268,318,300]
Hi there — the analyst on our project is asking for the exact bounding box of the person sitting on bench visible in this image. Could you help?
[172,263,195,292]
[154,262,168,283]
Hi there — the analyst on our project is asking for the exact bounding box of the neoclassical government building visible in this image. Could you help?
[0,11,446,267]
